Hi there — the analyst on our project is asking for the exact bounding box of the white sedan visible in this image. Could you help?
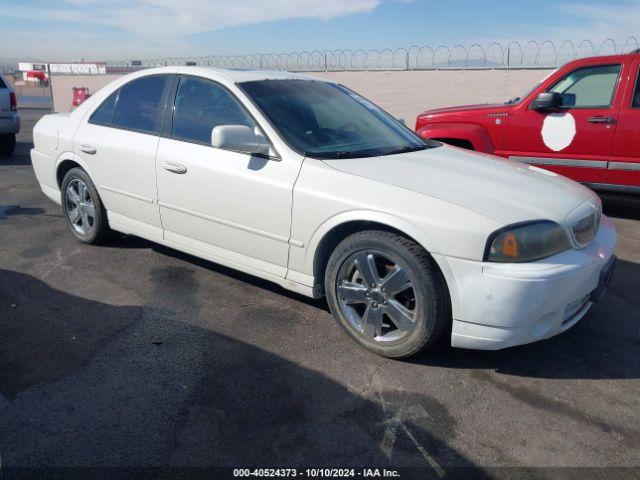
[31,67,617,357]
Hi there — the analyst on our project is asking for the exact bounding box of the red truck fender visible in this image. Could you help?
[416,122,495,154]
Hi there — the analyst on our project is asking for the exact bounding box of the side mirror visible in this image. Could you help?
[531,92,563,111]
[211,125,270,156]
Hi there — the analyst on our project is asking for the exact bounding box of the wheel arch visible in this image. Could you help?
[417,122,494,154]
[55,152,92,188]
[307,212,453,311]
[432,138,475,150]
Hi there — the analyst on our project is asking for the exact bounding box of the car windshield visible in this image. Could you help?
[240,79,432,159]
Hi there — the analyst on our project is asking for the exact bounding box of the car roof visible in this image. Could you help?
[134,65,330,84]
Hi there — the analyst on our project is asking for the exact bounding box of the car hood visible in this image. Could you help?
[322,145,597,225]
[420,103,508,116]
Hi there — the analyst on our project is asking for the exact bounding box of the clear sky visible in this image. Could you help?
[1,0,638,61]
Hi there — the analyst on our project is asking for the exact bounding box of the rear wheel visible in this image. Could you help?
[325,230,449,358]
[0,134,16,156]
[61,168,112,244]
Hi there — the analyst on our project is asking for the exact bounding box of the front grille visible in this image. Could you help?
[571,204,601,247]
[562,294,591,325]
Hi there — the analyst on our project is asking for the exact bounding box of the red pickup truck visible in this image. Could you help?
[415,50,640,193]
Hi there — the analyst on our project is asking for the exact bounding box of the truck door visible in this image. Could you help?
[608,59,640,190]
[504,63,624,184]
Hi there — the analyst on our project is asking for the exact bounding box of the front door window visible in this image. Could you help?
[548,65,621,109]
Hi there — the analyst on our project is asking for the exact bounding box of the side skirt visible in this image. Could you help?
[108,213,316,299]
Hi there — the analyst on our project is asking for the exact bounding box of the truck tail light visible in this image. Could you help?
[10,92,17,111]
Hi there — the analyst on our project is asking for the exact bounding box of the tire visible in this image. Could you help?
[0,134,16,156]
[61,167,112,244]
[325,230,449,358]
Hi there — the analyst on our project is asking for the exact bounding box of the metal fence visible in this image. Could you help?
[106,37,640,72]
[2,37,638,75]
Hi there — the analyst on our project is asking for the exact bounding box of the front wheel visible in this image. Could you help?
[325,230,449,358]
[61,168,112,244]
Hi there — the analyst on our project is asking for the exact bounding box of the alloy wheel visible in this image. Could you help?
[336,249,418,343]
[65,178,96,236]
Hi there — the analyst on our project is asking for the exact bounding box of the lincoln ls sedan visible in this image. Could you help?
[31,67,617,358]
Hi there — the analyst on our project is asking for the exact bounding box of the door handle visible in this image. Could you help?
[80,144,97,154]
[587,116,616,125]
[163,162,187,174]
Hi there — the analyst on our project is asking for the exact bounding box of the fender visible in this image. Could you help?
[417,122,495,154]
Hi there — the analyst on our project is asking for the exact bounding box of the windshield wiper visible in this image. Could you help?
[380,145,428,156]
[305,150,377,159]
[505,97,520,104]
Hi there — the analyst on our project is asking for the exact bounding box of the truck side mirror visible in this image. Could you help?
[531,92,563,111]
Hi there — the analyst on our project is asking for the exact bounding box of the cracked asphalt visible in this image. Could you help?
[1,109,639,479]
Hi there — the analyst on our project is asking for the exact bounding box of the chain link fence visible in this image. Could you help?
[105,37,640,73]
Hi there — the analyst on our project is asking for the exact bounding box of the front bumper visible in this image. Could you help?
[0,113,20,134]
[446,215,617,350]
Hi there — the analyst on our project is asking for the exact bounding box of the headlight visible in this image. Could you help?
[484,221,571,263]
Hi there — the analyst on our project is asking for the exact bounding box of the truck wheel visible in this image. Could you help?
[0,134,16,156]
[325,230,449,358]
[61,168,112,244]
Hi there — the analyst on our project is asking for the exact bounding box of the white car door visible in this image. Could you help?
[155,75,301,277]
[73,74,173,240]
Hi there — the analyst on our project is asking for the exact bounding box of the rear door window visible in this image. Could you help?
[111,75,170,134]
[89,91,118,125]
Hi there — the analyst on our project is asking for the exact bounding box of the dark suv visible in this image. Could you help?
[0,72,21,156]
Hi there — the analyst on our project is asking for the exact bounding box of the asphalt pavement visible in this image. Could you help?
[1,109,639,479]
